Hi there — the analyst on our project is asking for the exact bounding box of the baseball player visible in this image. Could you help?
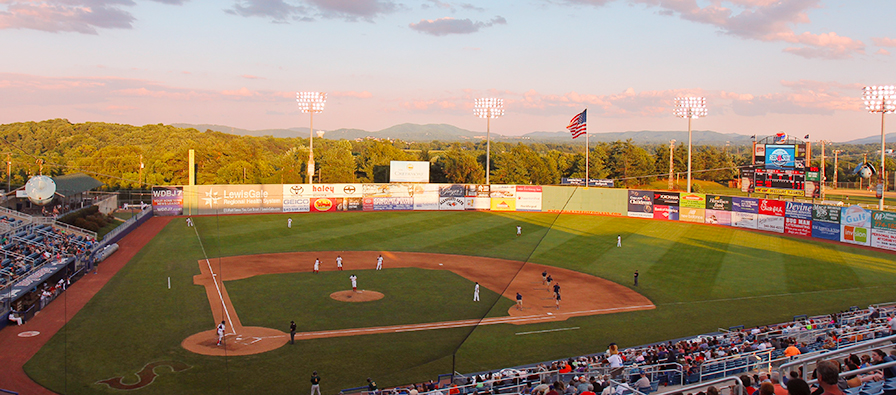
[546,274,553,290]
[290,320,297,344]
[516,292,523,310]
[473,282,480,302]
[553,282,561,300]
[634,270,639,286]
[313,258,320,274]
[376,255,383,270]
[542,270,548,285]
[516,225,522,237]
[216,320,226,346]
[186,217,193,227]
[311,371,321,395]
[555,292,561,309]
[288,217,293,228]
[617,235,622,247]
[336,255,343,271]
[350,274,358,292]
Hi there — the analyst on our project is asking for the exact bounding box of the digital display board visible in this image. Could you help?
[765,144,796,169]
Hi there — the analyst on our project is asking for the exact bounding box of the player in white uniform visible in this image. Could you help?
[186,217,194,227]
[617,235,622,247]
[473,282,480,301]
[516,225,522,237]
[288,218,293,228]
[313,258,320,274]
[376,255,383,270]
[336,256,343,271]
[216,320,226,346]
[349,274,358,291]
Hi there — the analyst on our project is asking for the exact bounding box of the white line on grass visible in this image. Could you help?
[192,225,237,335]
[656,287,880,306]
[515,327,580,336]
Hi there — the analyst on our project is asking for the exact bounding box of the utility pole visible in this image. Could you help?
[139,154,144,187]
[820,141,827,200]
[833,150,842,189]
[6,153,10,193]
[668,140,676,190]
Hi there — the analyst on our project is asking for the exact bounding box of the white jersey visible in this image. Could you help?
[336,257,343,267]
[516,226,521,234]
[350,275,357,287]
[314,260,320,270]
[217,323,225,336]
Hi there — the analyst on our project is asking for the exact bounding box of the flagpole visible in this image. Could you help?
[585,107,589,190]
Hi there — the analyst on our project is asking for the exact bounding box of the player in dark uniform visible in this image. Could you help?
[290,320,297,344]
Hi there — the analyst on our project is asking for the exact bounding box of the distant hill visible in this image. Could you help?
[173,123,757,145]
[842,133,896,145]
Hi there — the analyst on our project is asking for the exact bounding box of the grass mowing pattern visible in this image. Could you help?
[24,211,896,394]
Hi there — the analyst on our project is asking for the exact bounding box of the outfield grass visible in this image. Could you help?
[24,210,896,394]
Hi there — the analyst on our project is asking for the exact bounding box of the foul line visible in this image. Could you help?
[656,286,889,307]
[192,225,236,335]
[516,327,580,336]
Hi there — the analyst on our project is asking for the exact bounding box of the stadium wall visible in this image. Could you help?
[151,183,896,253]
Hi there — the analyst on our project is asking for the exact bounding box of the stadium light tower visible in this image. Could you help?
[863,85,896,210]
[296,91,327,184]
[473,98,504,185]
[674,96,707,193]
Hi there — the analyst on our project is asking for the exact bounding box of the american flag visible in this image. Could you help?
[567,109,586,139]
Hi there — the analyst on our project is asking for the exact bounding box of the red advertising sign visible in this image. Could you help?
[311,198,339,212]
[758,199,785,217]
[784,217,811,236]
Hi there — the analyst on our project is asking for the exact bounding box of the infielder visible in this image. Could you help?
[216,320,226,346]
[555,292,561,309]
[350,274,358,292]
[376,255,383,270]
[617,235,622,247]
[553,282,561,299]
[313,258,320,274]
[336,255,343,271]
[288,218,293,228]
[516,225,522,237]
[473,282,480,302]
[516,292,523,310]
[542,270,548,285]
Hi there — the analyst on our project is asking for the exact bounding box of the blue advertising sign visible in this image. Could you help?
[785,202,813,220]
[732,197,759,213]
[812,221,841,241]
[372,197,414,211]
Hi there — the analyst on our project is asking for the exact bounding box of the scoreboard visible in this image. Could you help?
[748,140,810,197]
[753,168,806,196]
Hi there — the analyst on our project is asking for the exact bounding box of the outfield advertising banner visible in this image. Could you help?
[151,186,184,216]
[283,198,310,213]
[784,217,812,236]
[732,211,758,229]
[813,205,841,223]
[412,184,440,211]
[705,210,731,225]
[364,183,414,198]
[758,199,785,217]
[679,207,705,223]
[439,197,465,210]
[311,198,339,212]
[758,214,785,233]
[871,211,896,251]
[627,190,654,218]
[785,202,813,220]
[465,184,490,210]
[705,195,732,211]
[653,192,679,206]
[389,161,429,183]
[654,205,679,221]
[732,197,759,213]
[490,185,516,212]
[840,205,872,246]
[283,184,363,198]
[515,186,542,212]
[196,184,282,214]
[439,184,465,198]
[812,221,841,241]
[679,193,706,209]
[371,197,414,211]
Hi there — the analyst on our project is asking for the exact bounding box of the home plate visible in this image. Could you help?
[547,313,553,315]
[439,263,443,266]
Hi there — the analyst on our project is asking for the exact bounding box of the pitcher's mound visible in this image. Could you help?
[330,290,384,302]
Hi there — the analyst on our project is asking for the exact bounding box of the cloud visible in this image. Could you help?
[0,0,185,34]
[872,37,896,47]
[331,90,372,99]
[409,16,505,36]
[421,0,483,12]
[728,80,860,116]
[225,0,397,22]
[241,74,265,79]
[877,48,890,56]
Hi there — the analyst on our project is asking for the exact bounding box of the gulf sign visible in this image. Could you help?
[840,205,871,245]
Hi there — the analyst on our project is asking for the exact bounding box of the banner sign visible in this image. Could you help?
[196,184,282,214]
[733,197,758,213]
[732,211,758,229]
[283,184,363,198]
[561,178,614,187]
[515,185,542,212]
[812,221,840,241]
[758,199,785,217]
[0,257,74,306]
[439,197,465,210]
[389,161,429,183]
[283,197,310,213]
[465,184,490,210]
[654,205,679,221]
[439,184,466,197]
[372,197,414,211]
[785,217,812,236]
[364,183,413,198]
[653,192,679,206]
[754,187,806,196]
[841,205,872,245]
[679,193,706,209]
[813,205,841,224]
[151,186,184,216]
[705,195,732,211]
[872,211,896,230]
[627,190,654,218]
[412,184,440,211]
[785,202,813,220]
[705,210,731,226]
[311,197,339,212]
[679,207,705,223]
[871,228,896,251]
[758,214,785,233]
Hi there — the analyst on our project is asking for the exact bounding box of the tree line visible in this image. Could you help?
[0,119,891,191]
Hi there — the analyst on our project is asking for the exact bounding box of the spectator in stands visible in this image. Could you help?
[785,342,802,357]
[546,382,561,395]
[759,383,775,395]
[8,310,23,325]
[872,350,896,379]
[634,373,651,393]
[367,378,378,395]
[815,360,843,395]
[707,386,720,395]
[771,372,788,395]
[786,379,810,395]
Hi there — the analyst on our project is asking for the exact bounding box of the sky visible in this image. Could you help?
[0,0,894,142]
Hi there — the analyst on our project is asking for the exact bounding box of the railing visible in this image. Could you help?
[697,349,774,383]
[778,334,896,381]
[99,205,152,242]
[30,217,97,240]
[656,375,743,395]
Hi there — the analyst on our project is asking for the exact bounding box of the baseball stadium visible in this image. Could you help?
[2,178,896,395]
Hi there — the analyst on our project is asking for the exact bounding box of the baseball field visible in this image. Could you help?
[21,210,896,394]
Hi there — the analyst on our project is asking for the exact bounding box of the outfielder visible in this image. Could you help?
[216,320,226,346]
[473,282,480,302]
[617,235,622,247]
[336,255,343,271]
[350,274,358,292]
[516,225,522,237]
[313,258,320,274]
[376,255,383,270]
[288,218,293,228]
[186,217,193,227]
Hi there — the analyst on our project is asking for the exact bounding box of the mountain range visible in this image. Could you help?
[172,123,892,146]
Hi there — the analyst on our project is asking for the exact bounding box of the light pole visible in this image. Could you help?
[863,85,895,210]
[674,97,707,193]
[833,150,842,189]
[668,140,675,190]
[473,98,504,185]
[296,91,327,185]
